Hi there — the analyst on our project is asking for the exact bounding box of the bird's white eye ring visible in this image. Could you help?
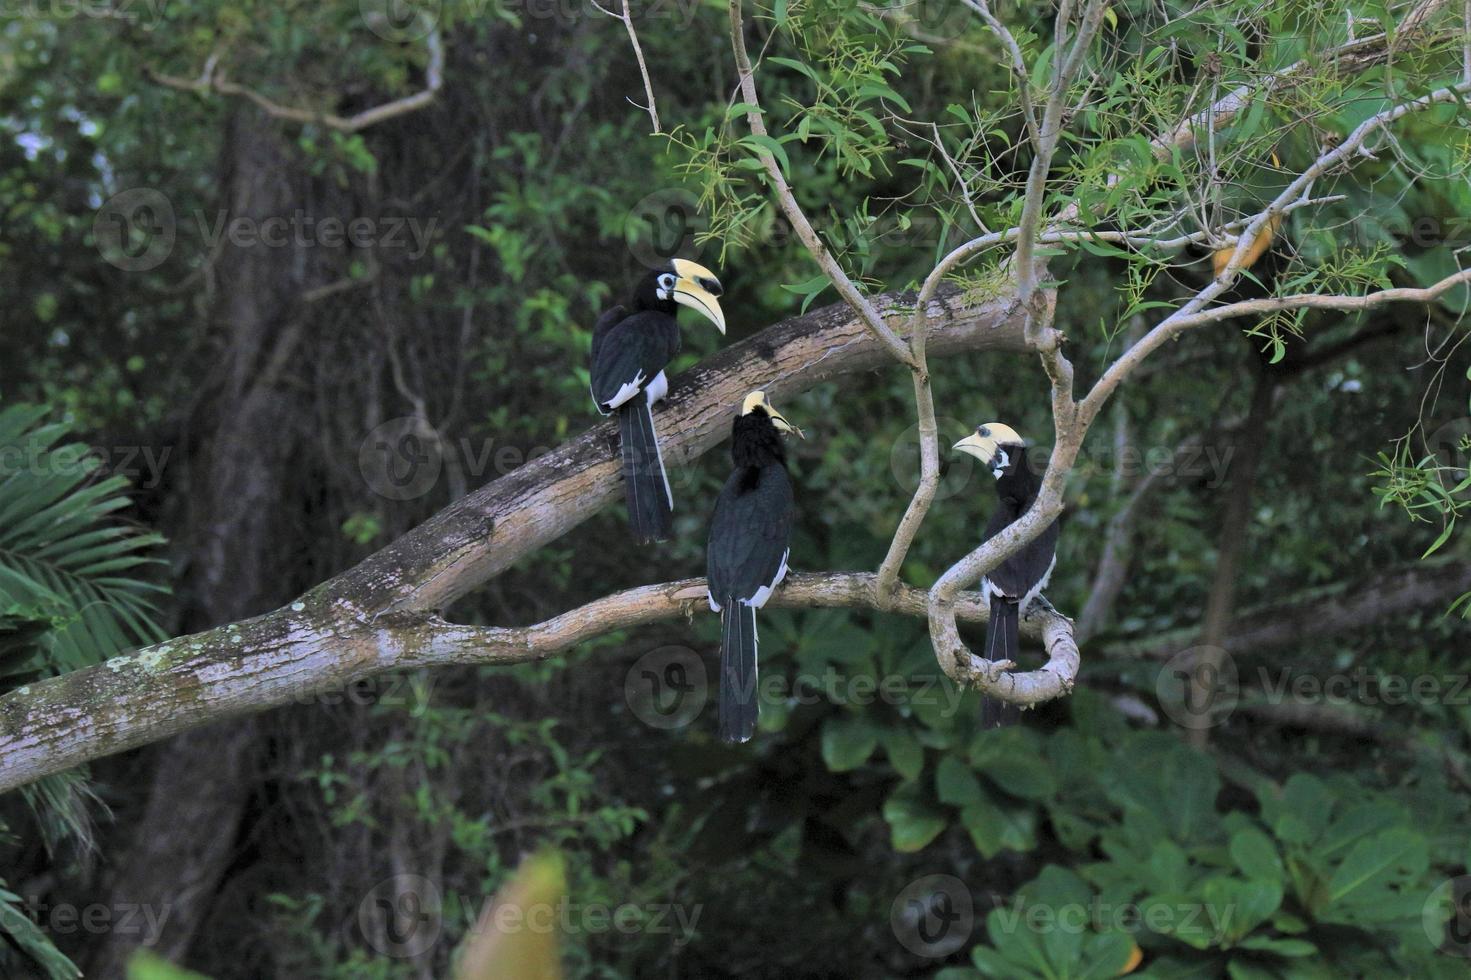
[657,273,676,298]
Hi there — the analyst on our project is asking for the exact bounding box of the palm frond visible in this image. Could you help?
[0,404,168,979]
[0,404,168,677]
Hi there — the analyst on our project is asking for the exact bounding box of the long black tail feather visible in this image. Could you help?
[617,399,673,543]
[719,602,759,743]
[981,595,1021,729]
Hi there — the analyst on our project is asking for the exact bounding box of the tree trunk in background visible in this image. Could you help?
[1187,367,1277,748]
[88,107,309,976]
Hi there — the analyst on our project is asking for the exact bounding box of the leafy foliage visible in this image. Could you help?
[1,0,1469,976]
[0,405,167,979]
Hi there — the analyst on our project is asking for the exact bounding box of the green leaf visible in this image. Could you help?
[1229,827,1284,886]
[821,715,878,771]
[1422,517,1455,558]
[1235,936,1318,957]
[936,755,984,806]
[880,727,925,780]
[1202,877,1282,942]
[126,951,211,979]
[960,797,1036,857]
[765,56,819,82]
[855,82,912,113]
[738,134,791,172]
[883,785,947,852]
[1325,828,1427,904]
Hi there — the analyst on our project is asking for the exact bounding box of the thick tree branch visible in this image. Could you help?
[0,572,1073,793]
[0,288,1035,794]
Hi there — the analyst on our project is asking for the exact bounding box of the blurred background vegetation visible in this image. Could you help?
[1,0,1469,977]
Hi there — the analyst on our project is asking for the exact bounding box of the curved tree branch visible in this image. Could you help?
[0,287,1037,794]
[148,23,445,133]
[0,570,1075,793]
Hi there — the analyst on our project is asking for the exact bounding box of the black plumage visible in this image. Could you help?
[706,396,798,743]
[956,425,1059,728]
[589,260,723,543]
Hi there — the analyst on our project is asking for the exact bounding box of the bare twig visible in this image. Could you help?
[727,0,917,367]
[620,0,662,133]
[149,23,445,133]
[1078,77,1471,428]
[960,0,1040,143]
[919,17,1468,711]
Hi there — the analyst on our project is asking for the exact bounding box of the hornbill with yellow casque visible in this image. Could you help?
[953,422,1059,728]
[590,259,724,542]
[706,391,803,743]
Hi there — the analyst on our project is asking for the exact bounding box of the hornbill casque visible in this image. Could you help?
[590,258,725,543]
[706,390,803,743]
[953,422,1059,729]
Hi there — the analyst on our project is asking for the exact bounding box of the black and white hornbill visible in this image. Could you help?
[953,422,1059,729]
[590,258,725,543]
[706,391,803,743]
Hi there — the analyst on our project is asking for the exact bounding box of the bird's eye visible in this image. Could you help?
[658,274,676,291]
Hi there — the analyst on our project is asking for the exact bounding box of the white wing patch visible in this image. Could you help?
[603,371,646,410]
[742,549,789,609]
[1019,555,1056,612]
[644,370,669,406]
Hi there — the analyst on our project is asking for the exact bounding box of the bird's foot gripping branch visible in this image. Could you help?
[0,287,1055,795]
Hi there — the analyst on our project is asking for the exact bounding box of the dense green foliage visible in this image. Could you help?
[0,406,166,979]
[1,0,1469,977]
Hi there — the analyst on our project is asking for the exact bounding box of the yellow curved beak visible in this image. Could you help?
[952,431,999,466]
[671,258,725,334]
[743,389,805,439]
[953,422,1022,465]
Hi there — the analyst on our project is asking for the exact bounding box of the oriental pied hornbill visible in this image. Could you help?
[953,422,1059,729]
[706,391,803,743]
[590,259,725,542]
